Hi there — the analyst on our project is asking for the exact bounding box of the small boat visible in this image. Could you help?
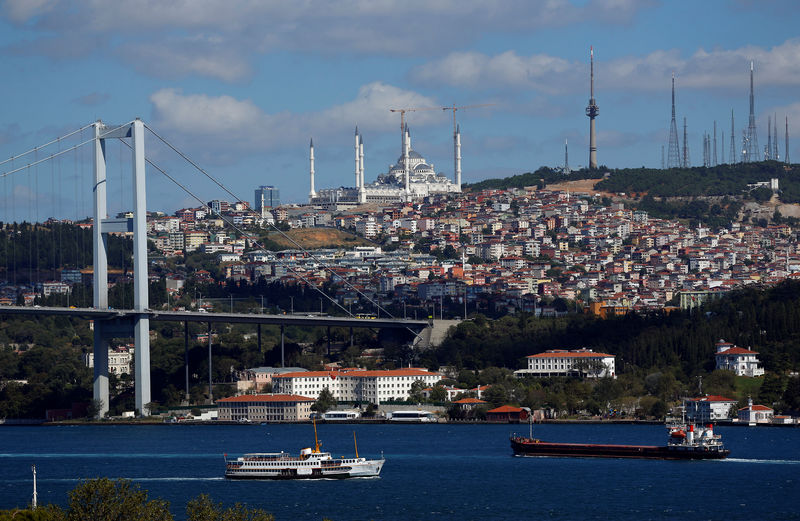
[510,419,730,460]
[224,421,384,479]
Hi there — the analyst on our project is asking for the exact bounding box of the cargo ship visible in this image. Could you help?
[510,422,729,460]
[225,421,384,479]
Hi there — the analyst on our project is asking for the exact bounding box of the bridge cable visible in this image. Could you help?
[0,122,95,168]
[115,137,351,318]
[142,124,406,327]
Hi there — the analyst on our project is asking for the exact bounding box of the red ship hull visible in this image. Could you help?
[510,436,729,460]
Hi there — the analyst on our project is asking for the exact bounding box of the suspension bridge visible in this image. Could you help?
[0,119,429,417]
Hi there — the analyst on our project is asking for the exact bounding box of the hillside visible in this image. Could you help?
[265,227,373,249]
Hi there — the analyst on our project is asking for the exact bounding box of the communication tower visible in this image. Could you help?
[744,61,760,162]
[683,117,690,168]
[730,110,736,164]
[667,73,681,168]
[586,46,599,169]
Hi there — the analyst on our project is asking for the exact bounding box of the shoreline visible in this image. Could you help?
[2,418,796,427]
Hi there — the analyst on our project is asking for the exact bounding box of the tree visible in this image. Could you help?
[311,388,337,413]
[62,478,172,521]
[428,384,447,403]
[185,494,274,521]
[407,380,426,403]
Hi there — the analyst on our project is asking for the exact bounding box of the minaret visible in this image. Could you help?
[308,138,316,201]
[745,61,760,162]
[585,46,599,169]
[455,124,462,191]
[667,73,680,168]
[403,124,410,199]
[354,126,360,189]
[358,135,366,203]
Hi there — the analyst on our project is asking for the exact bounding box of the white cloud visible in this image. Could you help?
[149,82,441,150]
[1,0,654,81]
[412,38,800,93]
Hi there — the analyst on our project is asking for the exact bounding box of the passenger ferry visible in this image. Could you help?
[224,422,384,480]
[321,410,362,421]
[387,410,437,423]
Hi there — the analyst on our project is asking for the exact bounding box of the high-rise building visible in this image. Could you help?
[254,185,280,213]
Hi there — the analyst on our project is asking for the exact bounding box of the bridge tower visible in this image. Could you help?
[92,119,151,417]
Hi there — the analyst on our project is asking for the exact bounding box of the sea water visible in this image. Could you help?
[0,423,798,520]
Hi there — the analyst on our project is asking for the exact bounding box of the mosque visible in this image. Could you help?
[308,124,462,207]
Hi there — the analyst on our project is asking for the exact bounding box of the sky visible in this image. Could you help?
[1,0,800,218]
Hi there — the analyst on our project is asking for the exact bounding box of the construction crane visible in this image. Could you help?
[389,106,440,150]
[442,103,494,135]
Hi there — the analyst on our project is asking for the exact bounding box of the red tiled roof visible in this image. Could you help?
[487,405,523,413]
[216,394,314,403]
[739,404,773,411]
[689,395,736,403]
[453,398,486,404]
[527,351,614,359]
[716,346,759,355]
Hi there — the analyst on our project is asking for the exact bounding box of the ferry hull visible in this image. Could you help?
[225,460,384,480]
[510,438,729,460]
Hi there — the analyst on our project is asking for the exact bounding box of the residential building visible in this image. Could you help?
[714,339,765,377]
[515,348,616,378]
[737,397,774,425]
[684,395,737,423]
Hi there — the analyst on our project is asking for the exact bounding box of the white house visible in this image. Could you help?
[684,395,738,423]
[737,397,774,425]
[514,348,616,379]
[714,339,765,377]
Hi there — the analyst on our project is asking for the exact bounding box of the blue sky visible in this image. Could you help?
[1,0,799,217]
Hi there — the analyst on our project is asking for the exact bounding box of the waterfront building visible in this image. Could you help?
[714,339,764,377]
[272,368,442,405]
[737,397,774,425]
[216,393,314,422]
[684,395,737,423]
[514,348,616,379]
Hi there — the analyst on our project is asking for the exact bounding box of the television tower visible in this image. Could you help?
[683,117,690,167]
[586,46,599,169]
[564,139,570,174]
[667,73,681,168]
[730,110,736,164]
[745,61,760,162]
[721,130,725,164]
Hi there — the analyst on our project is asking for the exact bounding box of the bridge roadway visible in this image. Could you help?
[0,306,430,330]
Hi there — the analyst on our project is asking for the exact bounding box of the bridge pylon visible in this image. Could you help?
[92,119,151,417]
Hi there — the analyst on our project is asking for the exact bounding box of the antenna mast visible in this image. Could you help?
[745,61,760,162]
[730,110,736,164]
[683,117,690,168]
[667,73,681,168]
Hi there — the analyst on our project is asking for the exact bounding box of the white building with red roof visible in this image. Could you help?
[272,368,442,405]
[515,348,616,379]
[216,393,315,422]
[684,395,738,423]
[737,397,774,425]
[714,339,765,377]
